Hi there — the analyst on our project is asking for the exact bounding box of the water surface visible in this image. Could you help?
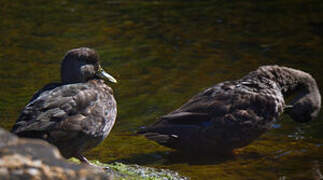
[0,0,322,179]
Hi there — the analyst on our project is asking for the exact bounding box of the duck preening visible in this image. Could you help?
[12,47,117,165]
[138,65,321,154]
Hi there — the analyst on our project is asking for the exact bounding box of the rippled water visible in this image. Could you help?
[0,0,322,179]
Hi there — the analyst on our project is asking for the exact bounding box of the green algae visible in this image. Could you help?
[69,158,188,180]
[0,0,323,179]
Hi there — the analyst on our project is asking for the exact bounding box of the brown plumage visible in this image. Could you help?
[138,65,321,154]
[12,47,117,165]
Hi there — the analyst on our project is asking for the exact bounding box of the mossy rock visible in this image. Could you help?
[70,158,189,180]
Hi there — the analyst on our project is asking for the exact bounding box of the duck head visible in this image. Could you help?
[60,47,117,84]
[285,88,321,123]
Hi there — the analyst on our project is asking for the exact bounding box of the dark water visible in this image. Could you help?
[1,0,323,179]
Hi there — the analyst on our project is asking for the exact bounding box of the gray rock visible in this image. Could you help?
[0,128,111,180]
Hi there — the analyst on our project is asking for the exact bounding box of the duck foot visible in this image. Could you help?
[76,154,110,170]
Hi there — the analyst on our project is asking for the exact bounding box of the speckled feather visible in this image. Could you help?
[139,65,321,153]
[12,80,116,158]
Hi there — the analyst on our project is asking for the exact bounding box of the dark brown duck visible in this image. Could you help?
[12,47,117,165]
[138,65,321,154]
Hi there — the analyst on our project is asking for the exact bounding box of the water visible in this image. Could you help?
[0,0,322,179]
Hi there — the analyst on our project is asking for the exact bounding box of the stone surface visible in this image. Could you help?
[0,128,111,180]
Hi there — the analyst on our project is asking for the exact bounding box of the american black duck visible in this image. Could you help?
[138,65,321,154]
[12,47,117,165]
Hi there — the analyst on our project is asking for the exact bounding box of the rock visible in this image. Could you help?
[106,162,189,180]
[83,160,189,180]
[0,128,189,179]
[0,128,111,180]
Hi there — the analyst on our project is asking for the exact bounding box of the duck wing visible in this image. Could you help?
[155,86,232,127]
[12,83,101,137]
[29,82,62,102]
[137,86,233,149]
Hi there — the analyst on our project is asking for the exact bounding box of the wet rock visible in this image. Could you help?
[90,161,190,180]
[0,128,111,180]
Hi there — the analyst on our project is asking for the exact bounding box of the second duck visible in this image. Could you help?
[138,65,321,154]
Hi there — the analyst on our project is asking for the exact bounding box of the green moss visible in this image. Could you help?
[69,158,188,180]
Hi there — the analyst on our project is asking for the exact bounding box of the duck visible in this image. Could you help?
[11,47,117,165]
[138,65,321,154]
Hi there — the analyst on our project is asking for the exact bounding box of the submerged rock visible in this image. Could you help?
[0,128,111,180]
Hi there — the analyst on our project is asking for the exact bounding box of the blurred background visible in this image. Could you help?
[0,0,322,179]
